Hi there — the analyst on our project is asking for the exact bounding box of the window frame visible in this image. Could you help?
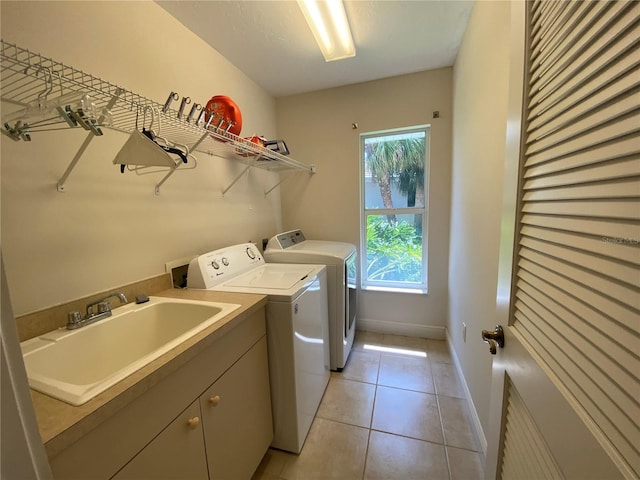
[359,125,430,293]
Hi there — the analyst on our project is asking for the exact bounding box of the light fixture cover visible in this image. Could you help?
[298,0,355,62]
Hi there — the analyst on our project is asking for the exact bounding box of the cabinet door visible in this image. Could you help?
[200,336,273,480]
[112,400,208,480]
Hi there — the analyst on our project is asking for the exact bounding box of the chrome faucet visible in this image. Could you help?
[66,292,128,330]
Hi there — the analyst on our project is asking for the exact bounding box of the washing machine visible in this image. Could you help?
[264,229,357,371]
[187,243,329,454]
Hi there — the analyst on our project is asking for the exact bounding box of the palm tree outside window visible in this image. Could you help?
[360,126,429,292]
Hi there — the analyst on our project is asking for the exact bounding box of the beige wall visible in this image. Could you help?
[1,1,283,315]
[276,70,452,336]
[449,0,511,445]
[2,0,514,449]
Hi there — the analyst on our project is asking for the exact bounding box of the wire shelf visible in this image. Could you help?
[0,40,315,193]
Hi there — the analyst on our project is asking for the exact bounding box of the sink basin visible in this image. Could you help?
[21,297,240,406]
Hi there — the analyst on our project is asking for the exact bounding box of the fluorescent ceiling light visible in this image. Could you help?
[298,0,355,62]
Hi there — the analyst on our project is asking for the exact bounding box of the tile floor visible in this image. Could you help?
[252,331,484,480]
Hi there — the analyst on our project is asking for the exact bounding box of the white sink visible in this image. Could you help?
[21,296,240,406]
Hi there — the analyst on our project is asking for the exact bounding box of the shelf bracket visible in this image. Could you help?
[57,89,123,192]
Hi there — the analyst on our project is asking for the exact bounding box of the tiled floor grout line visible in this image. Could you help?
[368,426,456,448]
[360,348,381,479]
[430,358,455,480]
[428,358,450,476]
[315,405,477,452]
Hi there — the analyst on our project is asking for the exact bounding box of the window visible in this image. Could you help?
[360,126,429,292]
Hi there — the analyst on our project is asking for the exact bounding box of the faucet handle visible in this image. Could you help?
[67,311,82,328]
[94,301,111,314]
[87,300,111,316]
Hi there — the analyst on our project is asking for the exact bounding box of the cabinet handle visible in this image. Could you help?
[186,416,200,428]
[209,395,221,406]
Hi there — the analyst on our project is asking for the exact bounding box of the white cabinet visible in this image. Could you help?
[200,337,272,480]
[112,400,208,480]
[49,309,272,480]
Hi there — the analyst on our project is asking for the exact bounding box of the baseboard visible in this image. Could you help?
[357,318,445,340]
[446,329,488,455]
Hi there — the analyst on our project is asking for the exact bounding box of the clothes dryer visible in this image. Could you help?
[187,243,329,454]
[264,230,357,371]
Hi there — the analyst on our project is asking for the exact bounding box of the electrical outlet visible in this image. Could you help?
[462,322,467,343]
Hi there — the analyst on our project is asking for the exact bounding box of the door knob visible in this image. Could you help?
[481,325,504,355]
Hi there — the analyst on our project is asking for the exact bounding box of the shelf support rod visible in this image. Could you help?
[264,173,292,197]
[222,163,253,196]
[265,163,315,196]
[221,153,264,196]
[155,162,181,195]
[190,130,210,153]
[57,89,123,192]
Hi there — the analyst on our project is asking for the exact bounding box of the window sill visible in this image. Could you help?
[361,285,428,295]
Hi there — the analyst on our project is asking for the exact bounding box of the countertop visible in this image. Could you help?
[30,288,268,459]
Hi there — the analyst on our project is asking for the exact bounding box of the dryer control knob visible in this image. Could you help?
[210,260,220,270]
[221,257,229,266]
[246,247,256,259]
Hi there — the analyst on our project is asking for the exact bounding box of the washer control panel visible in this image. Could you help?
[187,243,263,289]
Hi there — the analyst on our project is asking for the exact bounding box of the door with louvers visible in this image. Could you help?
[485,1,639,479]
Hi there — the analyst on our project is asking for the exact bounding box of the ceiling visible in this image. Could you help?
[156,0,474,98]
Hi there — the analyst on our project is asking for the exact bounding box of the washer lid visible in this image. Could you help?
[224,264,317,289]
